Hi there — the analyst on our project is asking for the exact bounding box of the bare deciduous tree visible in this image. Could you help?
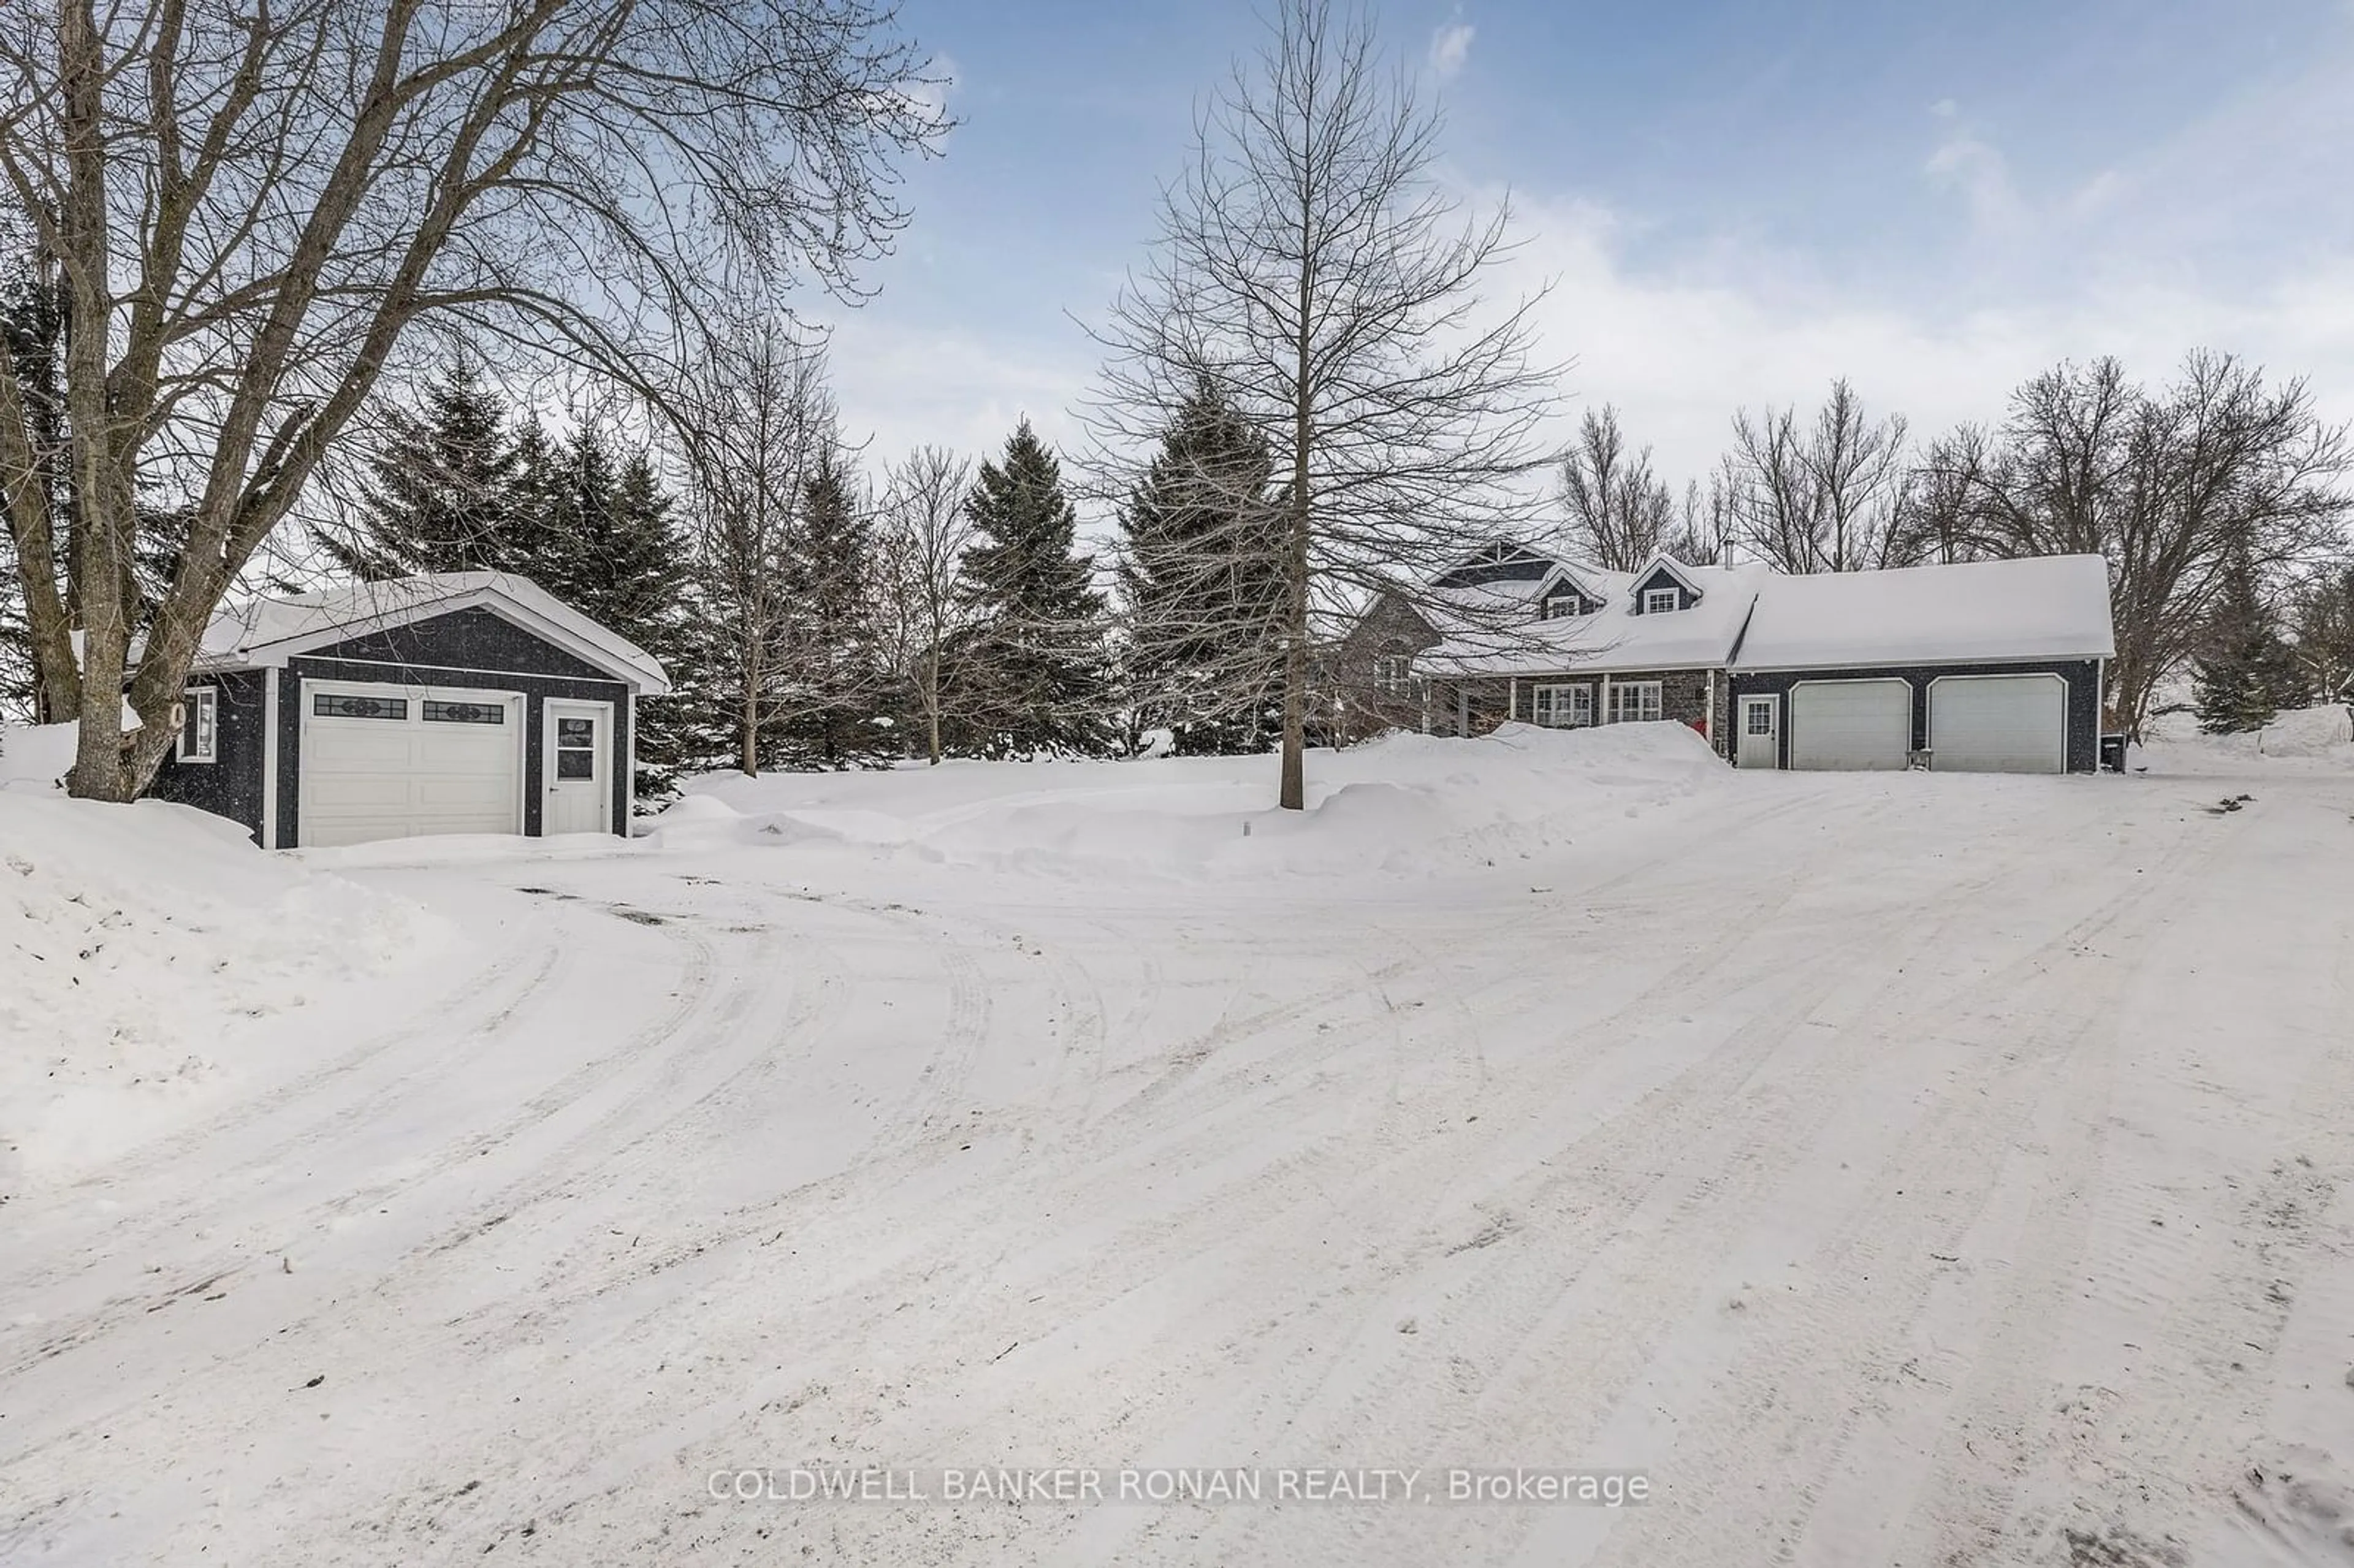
[2289,564,2354,704]
[0,0,943,799]
[1927,353,2351,737]
[1089,0,1559,809]
[676,327,838,776]
[1556,405,1675,570]
[872,444,973,765]
[1724,379,1916,574]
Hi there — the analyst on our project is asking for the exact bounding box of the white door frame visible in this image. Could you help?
[297,676,527,847]
[1736,693,1780,769]
[543,697,615,835]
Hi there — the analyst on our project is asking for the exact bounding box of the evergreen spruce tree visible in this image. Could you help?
[528,429,699,794]
[1,238,66,713]
[956,419,1114,756]
[321,361,521,579]
[772,446,894,768]
[2193,550,2302,733]
[1116,381,1283,755]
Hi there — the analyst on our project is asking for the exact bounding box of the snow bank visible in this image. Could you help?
[2254,703,2354,756]
[2136,704,2354,775]
[680,722,1738,882]
[0,793,448,1185]
[0,720,80,789]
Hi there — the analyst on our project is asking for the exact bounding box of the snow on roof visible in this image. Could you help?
[1731,554,2114,671]
[1417,560,1771,676]
[196,572,671,693]
[1408,542,2116,679]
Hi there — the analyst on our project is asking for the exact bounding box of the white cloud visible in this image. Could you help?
[1924,124,2027,238]
[1485,192,2354,484]
[1429,20,1474,82]
[817,308,1094,476]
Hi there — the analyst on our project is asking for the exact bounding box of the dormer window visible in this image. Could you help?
[1643,587,1680,615]
[1542,593,1588,620]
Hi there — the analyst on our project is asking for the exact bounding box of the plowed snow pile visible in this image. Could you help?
[0,788,444,1184]
[668,720,1739,879]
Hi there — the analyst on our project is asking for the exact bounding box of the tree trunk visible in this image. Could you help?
[924,649,942,764]
[739,667,759,776]
[1278,476,1309,810]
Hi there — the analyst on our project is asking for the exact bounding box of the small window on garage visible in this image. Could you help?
[424,699,505,724]
[314,693,408,720]
[177,686,218,763]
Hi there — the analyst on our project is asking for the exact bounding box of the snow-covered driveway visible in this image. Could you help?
[4,734,2352,1566]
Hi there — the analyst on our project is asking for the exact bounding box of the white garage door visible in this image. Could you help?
[300,680,524,847]
[1789,679,1912,771]
[1930,674,2065,774]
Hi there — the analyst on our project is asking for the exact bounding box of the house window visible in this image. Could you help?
[1532,683,1593,728]
[424,699,505,725]
[1374,653,1414,696]
[1607,681,1664,724]
[177,686,218,763]
[313,693,408,720]
[1542,593,1588,620]
[1643,587,1680,615]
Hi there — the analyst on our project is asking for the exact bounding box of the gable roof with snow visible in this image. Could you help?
[1417,556,1772,676]
[194,572,671,694]
[1729,554,2114,671]
[1407,542,2115,680]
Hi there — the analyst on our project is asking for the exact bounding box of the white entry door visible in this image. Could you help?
[1736,695,1780,769]
[544,699,614,835]
[1789,679,1912,771]
[299,680,524,847]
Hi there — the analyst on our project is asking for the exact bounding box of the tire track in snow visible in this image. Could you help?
[1583,818,2225,1568]
[0,893,736,1448]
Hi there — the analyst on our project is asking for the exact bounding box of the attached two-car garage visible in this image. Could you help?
[1775,671,2071,774]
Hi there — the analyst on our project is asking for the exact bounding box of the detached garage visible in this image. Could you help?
[145,573,668,847]
[1726,555,2114,775]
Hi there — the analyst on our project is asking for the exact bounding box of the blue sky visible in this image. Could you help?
[818,0,2354,488]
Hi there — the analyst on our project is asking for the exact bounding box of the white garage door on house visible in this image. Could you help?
[1930,674,2066,774]
[299,680,524,847]
[1789,679,1912,771]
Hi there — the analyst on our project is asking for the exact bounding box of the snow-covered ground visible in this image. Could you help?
[3,718,2352,1566]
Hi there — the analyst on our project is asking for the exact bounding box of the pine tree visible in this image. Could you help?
[956,419,1114,757]
[1116,381,1283,755]
[0,235,65,713]
[772,446,894,768]
[321,361,522,579]
[524,429,699,794]
[2193,550,2302,734]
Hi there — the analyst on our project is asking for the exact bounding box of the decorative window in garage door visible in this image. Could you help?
[424,699,506,725]
[314,693,407,720]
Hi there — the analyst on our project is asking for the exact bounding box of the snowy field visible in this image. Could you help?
[4,717,2353,1566]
